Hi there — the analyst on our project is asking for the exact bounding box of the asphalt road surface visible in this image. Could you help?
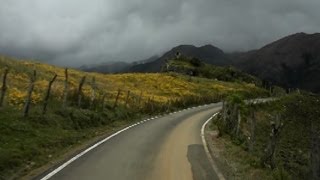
[43,103,222,180]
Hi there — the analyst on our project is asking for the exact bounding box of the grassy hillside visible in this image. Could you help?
[209,93,320,179]
[0,55,267,179]
[166,57,260,85]
[0,56,265,108]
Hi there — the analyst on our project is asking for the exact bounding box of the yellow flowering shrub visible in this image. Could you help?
[0,55,266,109]
[8,88,26,108]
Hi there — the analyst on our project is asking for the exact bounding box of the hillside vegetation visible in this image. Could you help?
[166,57,260,85]
[128,44,228,73]
[209,93,320,179]
[0,56,265,108]
[0,55,267,179]
[235,32,320,93]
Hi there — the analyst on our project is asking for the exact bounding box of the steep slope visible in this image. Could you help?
[235,33,320,92]
[209,93,320,179]
[128,44,229,72]
[0,55,265,109]
[0,55,267,179]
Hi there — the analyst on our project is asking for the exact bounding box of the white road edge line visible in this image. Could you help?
[40,103,213,180]
[201,113,226,180]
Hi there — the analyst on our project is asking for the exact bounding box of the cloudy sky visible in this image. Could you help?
[0,0,319,66]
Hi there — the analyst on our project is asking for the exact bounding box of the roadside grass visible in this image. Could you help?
[0,93,240,180]
[209,93,320,179]
[0,104,143,180]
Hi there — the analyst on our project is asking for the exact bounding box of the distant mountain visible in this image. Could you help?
[80,61,131,73]
[130,55,159,66]
[80,56,159,73]
[128,44,229,72]
[80,32,320,93]
[235,32,320,92]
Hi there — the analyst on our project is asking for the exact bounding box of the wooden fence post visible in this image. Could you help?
[125,90,130,107]
[42,74,58,114]
[62,68,68,109]
[222,101,226,123]
[138,91,143,107]
[262,114,284,169]
[151,96,154,112]
[146,97,151,110]
[77,76,86,108]
[236,110,242,137]
[90,77,96,109]
[101,92,106,110]
[113,89,121,109]
[249,105,256,153]
[311,121,320,179]
[0,67,9,107]
[23,70,36,117]
[168,99,172,112]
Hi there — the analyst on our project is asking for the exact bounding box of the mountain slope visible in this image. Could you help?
[80,61,131,73]
[0,55,263,108]
[0,55,267,179]
[80,56,159,74]
[235,32,320,92]
[128,44,229,72]
[75,32,320,93]
[165,57,260,85]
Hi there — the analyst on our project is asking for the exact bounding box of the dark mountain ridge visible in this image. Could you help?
[235,32,320,92]
[80,32,320,93]
[80,55,159,73]
[80,61,131,73]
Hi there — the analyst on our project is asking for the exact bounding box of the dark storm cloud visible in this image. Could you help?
[0,0,319,66]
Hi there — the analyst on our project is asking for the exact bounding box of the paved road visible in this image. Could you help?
[43,103,222,180]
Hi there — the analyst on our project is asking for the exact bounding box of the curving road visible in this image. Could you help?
[40,103,222,180]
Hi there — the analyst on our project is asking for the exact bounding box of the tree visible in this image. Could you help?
[190,57,202,67]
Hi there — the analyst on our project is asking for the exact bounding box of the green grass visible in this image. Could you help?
[0,54,269,179]
[168,57,260,85]
[210,93,320,179]
[0,105,138,179]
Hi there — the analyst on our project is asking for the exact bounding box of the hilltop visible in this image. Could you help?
[164,56,260,85]
[128,44,229,73]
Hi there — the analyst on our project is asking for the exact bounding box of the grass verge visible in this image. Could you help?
[207,93,320,179]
